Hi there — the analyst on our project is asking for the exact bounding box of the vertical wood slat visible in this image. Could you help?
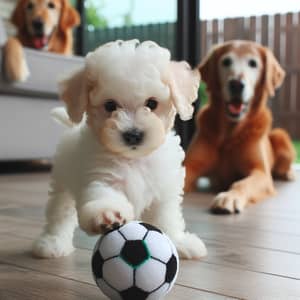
[290,13,300,137]
[200,20,207,58]
[224,18,236,41]
[261,15,269,46]
[249,16,257,41]
[283,13,293,121]
[297,12,300,113]
[212,19,219,44]
[206,20,213,54]
[235,17,245,39]
[272,14,282,126]
[289,14,298,113]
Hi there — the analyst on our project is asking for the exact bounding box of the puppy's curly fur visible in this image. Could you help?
[32,40,207,260]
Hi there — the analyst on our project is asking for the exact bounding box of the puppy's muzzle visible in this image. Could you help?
[122,129,144,146]
[228,79,244,98]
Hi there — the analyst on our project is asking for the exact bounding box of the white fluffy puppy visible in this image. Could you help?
[33,40,207,260]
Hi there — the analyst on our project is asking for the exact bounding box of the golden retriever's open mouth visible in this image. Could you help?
[32,36,50,49]
[225,101,248,120]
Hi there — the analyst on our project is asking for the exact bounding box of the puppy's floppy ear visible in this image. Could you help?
[59,67,88,123]
[168,61,200,121]
[261,47,285,97]
[199,44,222,93]
[59,0,80,32]
[11,0,26,33]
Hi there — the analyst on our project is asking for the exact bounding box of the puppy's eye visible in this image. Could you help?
[248,59,257,68]
[222,57,232,67]
[145,98,158,110]
[104,100,118,112]
[27,2,34,10]
[48,1,55,9]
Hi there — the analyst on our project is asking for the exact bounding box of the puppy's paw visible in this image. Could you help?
[211,191,247,214]
[32,234,74,259]
[92,210,128,234]
[174,232,207,260]
[79,201,134,235]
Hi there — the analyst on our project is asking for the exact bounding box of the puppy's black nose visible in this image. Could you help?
[228,79,244,96]
[32,18,44,33]
[122,129,144,146]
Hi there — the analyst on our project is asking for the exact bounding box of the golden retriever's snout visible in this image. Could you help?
[228,79,245,98]
[32,18,44,36]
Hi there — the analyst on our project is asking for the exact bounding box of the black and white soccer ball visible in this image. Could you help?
[91,221,179,300]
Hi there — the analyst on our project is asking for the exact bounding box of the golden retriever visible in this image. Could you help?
[184,40,296,214]
[3,0,80,81]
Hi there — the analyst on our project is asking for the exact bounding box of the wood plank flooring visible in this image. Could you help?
[0,171,299,300]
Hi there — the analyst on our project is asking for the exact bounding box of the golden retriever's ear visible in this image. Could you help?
[262,47,285,97]
[59,0,80,32]
[168,61,200,121]
[59,68,88,123]
[198,45,221,93]
[11,0,26,32]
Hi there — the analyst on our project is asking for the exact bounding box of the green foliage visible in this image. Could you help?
[198,82,208,106]
[293,141,300,163]
[122,0,135,27]
[85,0,108,29]
[123,13,133,27]
[83,0,136,29]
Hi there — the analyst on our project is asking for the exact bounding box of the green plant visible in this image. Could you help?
[123,0,135,26]
[198,82,208,106]
[293,141,300,163]
[85,0,108,29]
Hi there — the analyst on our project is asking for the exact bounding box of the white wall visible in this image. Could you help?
[0,0,17,36]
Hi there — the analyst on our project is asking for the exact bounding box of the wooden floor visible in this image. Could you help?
[0,170,299,300]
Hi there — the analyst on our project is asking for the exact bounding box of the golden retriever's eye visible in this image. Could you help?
[248,59,257,68]
[222,57,232,67]
[48,1,55,9]
[145,98,158,110]
[27,2,34,10]
[104,100,118,112]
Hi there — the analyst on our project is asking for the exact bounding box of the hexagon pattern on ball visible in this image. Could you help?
[135,259,166,292]
[91,250,104,279]
[120,240,150,268]
[144,230,173,263]
[91,221,179,300]
[165,255,177,283]
[121,286,149,300]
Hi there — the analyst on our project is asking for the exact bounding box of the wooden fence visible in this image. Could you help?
[85,12,300,139]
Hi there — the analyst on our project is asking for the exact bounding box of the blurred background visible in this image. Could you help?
[0,0,299,165]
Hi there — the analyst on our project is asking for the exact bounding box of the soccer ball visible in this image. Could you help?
[91,221,179,300]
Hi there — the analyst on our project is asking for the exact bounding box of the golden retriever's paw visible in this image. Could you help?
[285,169,296,181]
[211,191,247,214]
[5,57,30,82]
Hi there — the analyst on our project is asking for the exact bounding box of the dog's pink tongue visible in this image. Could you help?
[32,36,48,49]
[228,103,243,114]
